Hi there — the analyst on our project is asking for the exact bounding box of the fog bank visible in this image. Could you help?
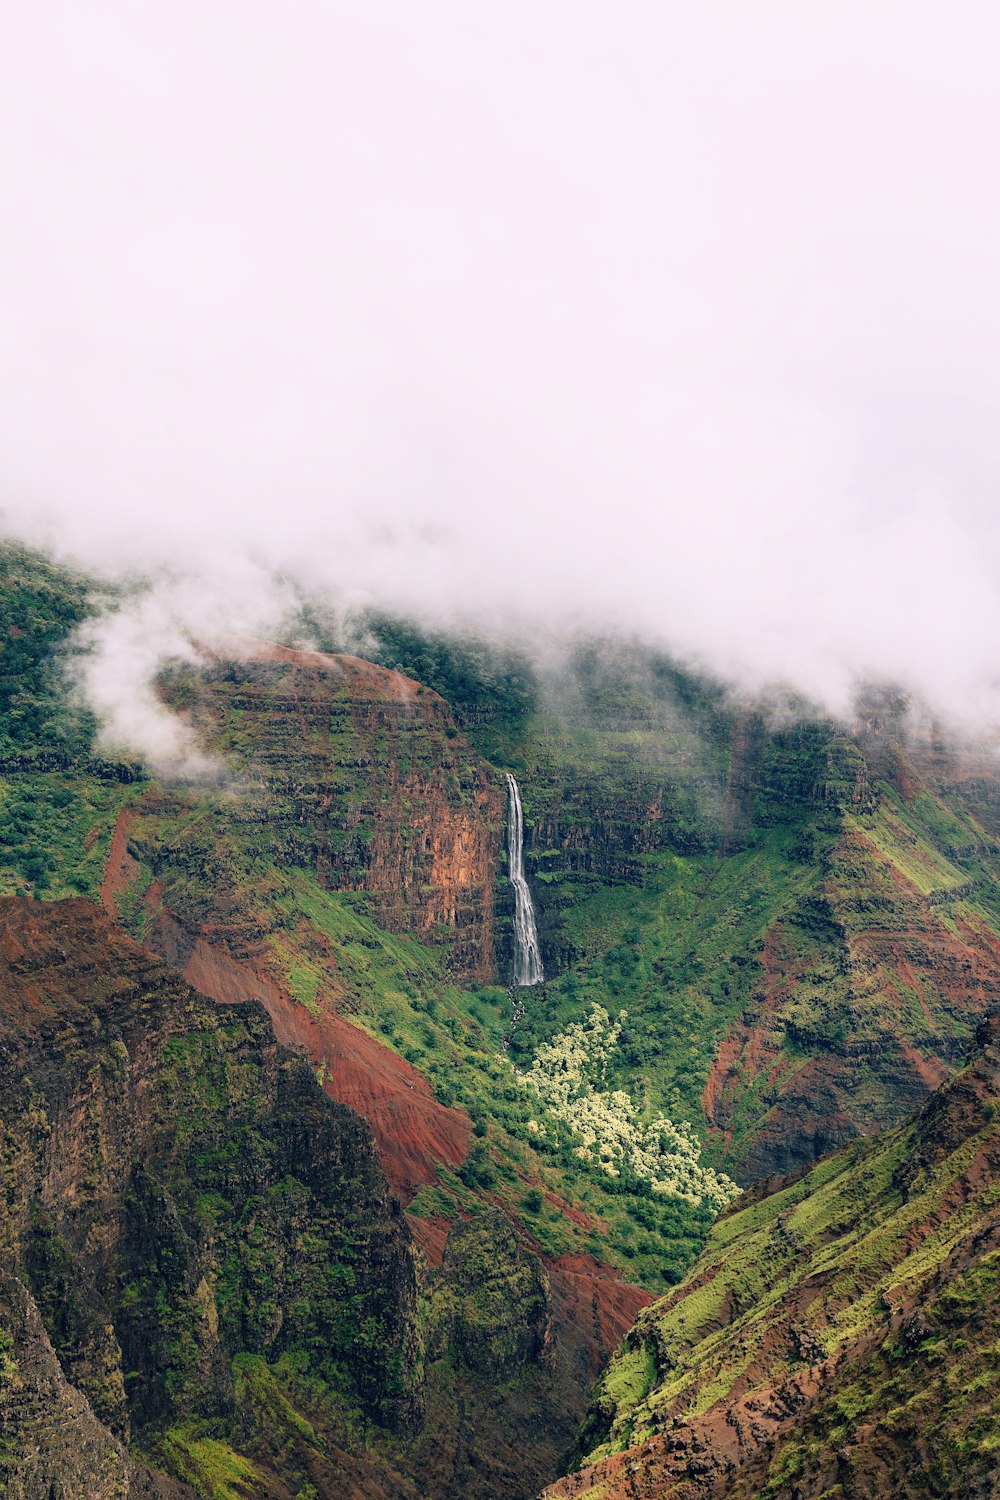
[3,2,1000,763]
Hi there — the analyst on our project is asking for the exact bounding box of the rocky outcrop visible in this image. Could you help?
[0,897,421,1493]
[543,1010,1000,1499]
[403,1210,653,1500]
[429,1210,552,1380]
[135,891,473,1202]
[0,1275,192,1499]
[159,644,504,982]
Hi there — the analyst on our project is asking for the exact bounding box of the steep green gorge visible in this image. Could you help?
[1,541,998,1498]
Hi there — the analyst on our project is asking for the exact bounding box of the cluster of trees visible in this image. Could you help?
[519,1005,739,1210]
[0,545,95,758]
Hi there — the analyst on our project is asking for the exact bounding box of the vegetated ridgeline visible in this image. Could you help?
[542,1006,1000,1499]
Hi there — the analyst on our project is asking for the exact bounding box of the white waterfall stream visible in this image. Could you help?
[505,773,545,987]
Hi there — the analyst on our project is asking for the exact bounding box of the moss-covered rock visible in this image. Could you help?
[0,897,420,1493]
[427,1210,550,1382]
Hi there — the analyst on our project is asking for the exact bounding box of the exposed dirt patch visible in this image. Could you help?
[547,1253,654,1378]
[405,1214,452,1267]
[98,805,139,912]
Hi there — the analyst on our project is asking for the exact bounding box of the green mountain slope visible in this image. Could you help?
[543,1006,1000,1499]
[3,542,1000,1496]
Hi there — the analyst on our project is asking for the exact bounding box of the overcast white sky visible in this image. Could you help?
[3,2,1000,760]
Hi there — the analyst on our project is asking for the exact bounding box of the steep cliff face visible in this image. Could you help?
[129,875,474,1204]
[543,1010,1000,1499]
[159,644,504,982]
[0,897,421,1496]
[0,1275,192,1499]
[88,632,1000,1364]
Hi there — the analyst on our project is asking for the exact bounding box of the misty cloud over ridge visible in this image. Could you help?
[3,1,1000,765]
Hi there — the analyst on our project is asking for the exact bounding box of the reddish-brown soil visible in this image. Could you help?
[405,1214,650,1374]
[222,639,427,702]
[123,874,650,1448]
[405,1214,453,1267]
[547,1253,654,1375]
[98,805,139,911]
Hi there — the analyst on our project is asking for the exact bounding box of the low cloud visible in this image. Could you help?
[3,2,1000,765]
[66,561,299,778]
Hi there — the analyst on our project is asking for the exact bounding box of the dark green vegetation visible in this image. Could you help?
[355,611,539,765]
[543,1008,1000,1499]
[0,898,418,1498]
[0,541,95,759]
[0,543,139,900]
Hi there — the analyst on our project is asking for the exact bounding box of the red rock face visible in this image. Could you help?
[546,1253,654,1375]
[98,803,140,911]
[164,644,505,982]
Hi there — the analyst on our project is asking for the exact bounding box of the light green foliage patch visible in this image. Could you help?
[158,1423,263,1499]
[520,1005,738,1208]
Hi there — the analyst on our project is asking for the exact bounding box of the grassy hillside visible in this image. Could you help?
[543,1007,1000,1498]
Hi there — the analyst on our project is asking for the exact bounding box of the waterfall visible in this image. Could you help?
[506,773,545,987]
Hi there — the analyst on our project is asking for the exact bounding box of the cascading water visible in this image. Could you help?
[505,773,545,987]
